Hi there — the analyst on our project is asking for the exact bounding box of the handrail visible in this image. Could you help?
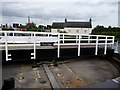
[0,31,115,61]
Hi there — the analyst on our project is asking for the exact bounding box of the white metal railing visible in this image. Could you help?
[0,31,115,61]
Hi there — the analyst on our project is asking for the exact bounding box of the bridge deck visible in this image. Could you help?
[0,44,107,50]
[2,57,119,88]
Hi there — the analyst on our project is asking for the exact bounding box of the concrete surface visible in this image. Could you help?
[49,57,119,88]
[2,63,51,88]
[2,57,120,89]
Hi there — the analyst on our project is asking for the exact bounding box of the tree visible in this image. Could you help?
[91,25,120,40]
[108,26,112,29]
[26,22,36,30]
[60,30,67,33]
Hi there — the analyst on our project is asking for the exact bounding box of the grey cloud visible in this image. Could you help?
[2,1,118,27]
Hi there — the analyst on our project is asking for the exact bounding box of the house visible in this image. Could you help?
[51,18,92,34]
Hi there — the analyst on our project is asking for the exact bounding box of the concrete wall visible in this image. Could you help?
[51,28,92,34]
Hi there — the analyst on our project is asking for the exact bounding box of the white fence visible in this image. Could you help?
[0,31,115,61]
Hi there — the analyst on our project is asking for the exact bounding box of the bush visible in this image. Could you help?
[60,30,67,33]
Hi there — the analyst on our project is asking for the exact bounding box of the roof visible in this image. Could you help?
[52,21,92,29]
[64,22,92,28]
[52,23,64,29]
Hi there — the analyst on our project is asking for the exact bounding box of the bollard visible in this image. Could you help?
[2,78,15,90]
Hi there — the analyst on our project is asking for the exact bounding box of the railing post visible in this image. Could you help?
[5,33,8,61]
[57,34,60,58]
[95,36,99,55]
[78,35,81,56]
[34,33,36,59]
[112,36,115,49]
[76,35,78,43]
[104,37,108,55]
[31,33,33,42]
[63,34,64,43]
[88,35,90,43]
[31,33,36,59]
[13,32,15,43]
[5,32,11,61]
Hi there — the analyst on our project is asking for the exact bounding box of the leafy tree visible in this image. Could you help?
[26,22,36,30]
[91,25,120,40]
[60,30,67,33]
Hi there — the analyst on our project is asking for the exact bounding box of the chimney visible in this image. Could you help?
[65,18,67,23]
[89,17,92,23]
[6,23,8,29]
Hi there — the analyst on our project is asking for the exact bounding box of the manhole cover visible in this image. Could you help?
[40,81,47,84]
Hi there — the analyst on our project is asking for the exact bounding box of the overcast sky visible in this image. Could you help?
[1,0,119,28]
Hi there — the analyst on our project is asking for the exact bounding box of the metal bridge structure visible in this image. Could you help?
[0,31,116,61]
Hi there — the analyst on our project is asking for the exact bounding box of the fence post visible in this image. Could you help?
[104,37,108,55]
[78,35,81,56]
[58,34,60,58]
[95,36,99,55]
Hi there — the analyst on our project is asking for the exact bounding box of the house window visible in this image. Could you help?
[69,30,71,32]
[84,30,87,33]
[76,30,79,33]
[57,29,60,32]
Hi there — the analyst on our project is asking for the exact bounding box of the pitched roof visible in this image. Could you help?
[52,21,92,29]
[64,22,92,28]
[52,23,64,29]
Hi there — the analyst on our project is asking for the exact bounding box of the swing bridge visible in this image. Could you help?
[0,31,117,61]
